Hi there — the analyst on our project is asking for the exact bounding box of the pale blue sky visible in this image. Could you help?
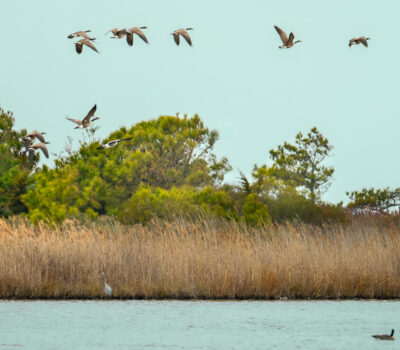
[1,0,398,203]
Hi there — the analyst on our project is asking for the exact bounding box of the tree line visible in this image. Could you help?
[1,106,397,224]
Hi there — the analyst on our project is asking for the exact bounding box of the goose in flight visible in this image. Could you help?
[349,36,370,47]
[68,30,93,40]
[66,104,100,129]
[171,28,193,46]
[28,142,50,162]
[106,28,127,38]
[372,329,395,341]
[274,25,302,49]
[24,131,47,149]
[126,26,149,46]
[97,137,132,149]
[74,38,99,54]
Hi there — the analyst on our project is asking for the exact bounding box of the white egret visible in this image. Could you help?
[101,272,112,297]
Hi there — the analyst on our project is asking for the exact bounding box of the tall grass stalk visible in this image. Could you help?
[0,217,399,299]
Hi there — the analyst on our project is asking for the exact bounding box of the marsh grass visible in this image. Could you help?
[0,216,399,299]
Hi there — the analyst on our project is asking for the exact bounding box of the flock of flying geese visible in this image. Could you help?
[22,24,371,161]
[67,24,370,54]
[68,26,194,53]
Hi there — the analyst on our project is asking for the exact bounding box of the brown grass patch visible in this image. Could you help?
[0,217,399,299]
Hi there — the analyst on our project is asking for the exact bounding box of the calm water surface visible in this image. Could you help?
[0,300,399,349]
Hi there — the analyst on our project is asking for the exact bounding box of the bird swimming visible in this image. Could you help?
[372,329,395,341]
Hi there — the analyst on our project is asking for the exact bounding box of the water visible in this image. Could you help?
[0,300,398,349]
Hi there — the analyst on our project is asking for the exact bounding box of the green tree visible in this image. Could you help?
[241,193,270,225]
[347,187,400,214]
[0,107,35,216]
[22,114,232,223]
[242,164,345,225]
[269,127,334,202]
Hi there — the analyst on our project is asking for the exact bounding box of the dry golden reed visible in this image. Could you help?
[0,216,399,299]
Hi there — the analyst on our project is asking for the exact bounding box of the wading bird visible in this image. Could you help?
[349,36,370,48]
[74,38,99,54]
[97,137,132,149]
[66,104,100,129]
[28,142,50,161]
[372,329,395,341]
[274,25,302,49]
[68,30,93,40]
[126,26,149,46]
[101,272,112,297]
[171,28,193,46]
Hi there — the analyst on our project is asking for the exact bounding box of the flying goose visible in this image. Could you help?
[97,137,132,149]
[126,26,149,46]
[349,36,370,47]
[24,131,47,150]
[74,38,99,54]
[68,30,93,40]
[372,329,395,341]
[66,104,100,129]
[171,28,193,46]
[106,28,127,38]
[24,131,47,143]
[274,25,302,49]
[28,142,50,161]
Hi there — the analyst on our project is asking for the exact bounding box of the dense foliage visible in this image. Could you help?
[0,107,358,225]
[0,108,33,216]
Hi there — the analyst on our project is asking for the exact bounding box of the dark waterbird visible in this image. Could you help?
[372,329,395,341]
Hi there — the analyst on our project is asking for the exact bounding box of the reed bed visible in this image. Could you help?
[0,217,399,299]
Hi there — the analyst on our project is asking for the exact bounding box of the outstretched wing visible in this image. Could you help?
[173,33,180,45]
[134,29,149,43]
[82,104,97,124]
[31,131,46,143]
[274,25,288,45]
[105,28,118,36]
[76,31,91,39]
[38,143,49,158]
[287,32,295,46]
[82,39,99,53]
[66,117,82,125]
[360,37,368,47]
[180,31,192,46]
